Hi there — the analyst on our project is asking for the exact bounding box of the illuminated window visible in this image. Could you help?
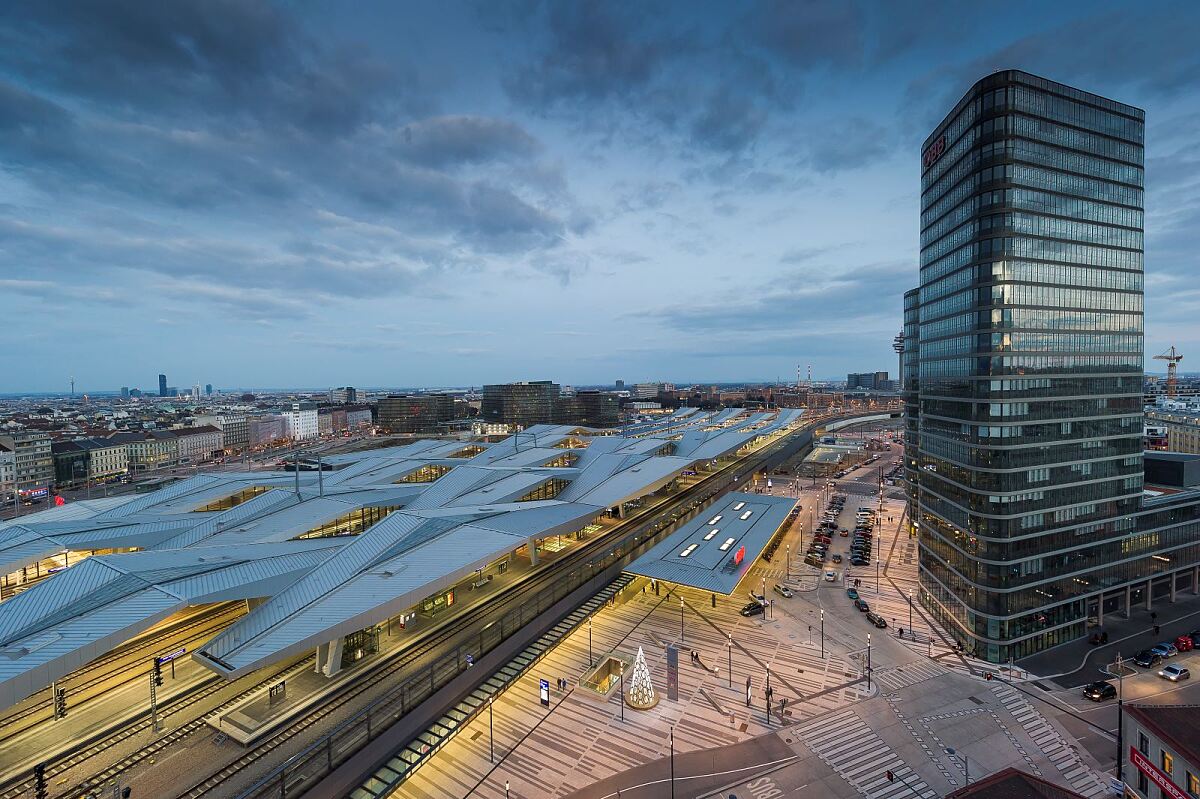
[1187,771,1198,796]
[703,528,720,540]
[679,544,698,558]
[740,511,753,520]
[719,537,736,551]
[1163,750,1173,774]
[193,485,272,512]
[296,505,400,539]
[396,464,451,483]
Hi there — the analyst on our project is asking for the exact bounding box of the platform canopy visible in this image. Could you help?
[0,411,807,707]
[623,491,798,595]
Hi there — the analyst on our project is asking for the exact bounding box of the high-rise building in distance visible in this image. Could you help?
[158,373,168,397]
[911,71,1149,661]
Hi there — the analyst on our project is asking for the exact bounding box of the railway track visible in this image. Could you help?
[0,413,865,799]
[0,603,245,739]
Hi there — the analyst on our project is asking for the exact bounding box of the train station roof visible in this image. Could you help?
[622,491,798,595]
[0,409,805,706]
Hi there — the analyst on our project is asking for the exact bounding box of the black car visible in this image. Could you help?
[865,611,888,628]
[854,598,870,612]
[1133,649,1163,668]
[740,602,765,617]
[1082,681,1117,701]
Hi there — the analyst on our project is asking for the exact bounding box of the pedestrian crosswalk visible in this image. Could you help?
[872,660,947,692]
[795,709,939,798]
[990,684,1109,798]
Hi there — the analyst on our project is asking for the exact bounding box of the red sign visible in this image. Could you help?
[734,545,745,566]
[54,495,65,506]
[922,134,946,170]
[1130,747,1188,799]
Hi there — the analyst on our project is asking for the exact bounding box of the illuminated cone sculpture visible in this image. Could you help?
[624,646,658,709]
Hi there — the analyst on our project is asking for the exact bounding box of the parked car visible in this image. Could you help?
[846,588,859,600]
[1159,665,1191,682]
[865,611,888,628]
[854,598,870,613]
[1151,642,1179,659]
[1134,650,1163,668]
[740,602,765,617]
[1175,635,1195,653]
[773,583,794,599]
[1082,681,1117,701]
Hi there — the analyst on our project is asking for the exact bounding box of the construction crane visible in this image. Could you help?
[1154,346,1184,397]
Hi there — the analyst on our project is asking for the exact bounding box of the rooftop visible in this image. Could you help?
[944,767,1086,798]
[1125,704,1200,766]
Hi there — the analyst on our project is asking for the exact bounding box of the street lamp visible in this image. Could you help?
[680,598,685,642]
[785,543,790,581]
[867,633,872,691]
[727,633,733,688]
[876,534,881,593]
[489,696,495,763]
[946,747,970,784]
[907,590,913,639]
[820,609,825,659]
[619,661,625,722]
[588,616,593,667]
[670,727,676,799]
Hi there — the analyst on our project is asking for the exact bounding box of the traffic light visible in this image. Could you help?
[34,763,46,799]
[153,659,163,687]
[54,686,67,718]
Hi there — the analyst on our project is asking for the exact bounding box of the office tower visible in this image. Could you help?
[328,387,357,404]
[205,384,213,396]
[159,373,168,397]
[378,394,454,433]
[847,372,889,390]
[481,381,560,428]
[912,71,1145,661]
[120,387,130,399]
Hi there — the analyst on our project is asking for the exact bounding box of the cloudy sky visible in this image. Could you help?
[2,1,1198,392]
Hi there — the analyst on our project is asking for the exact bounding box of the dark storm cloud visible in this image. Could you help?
[739,0,866,69]
[396,116,540,168]
[803,117,891,174]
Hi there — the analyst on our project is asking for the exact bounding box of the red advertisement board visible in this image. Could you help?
[734,545,745,566]
[1130,747,1187,799]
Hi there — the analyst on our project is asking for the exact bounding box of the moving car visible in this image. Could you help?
[846,588,859,600]
[865,611,888,628]
[1159,665,1191,682]
[773,583,794,598]
[824,570,837,582]
[831,554,842,564]
[1082,681,1117,701]
[1134,650,1163,668]
[740,602,765,617]
[854,598,870,613]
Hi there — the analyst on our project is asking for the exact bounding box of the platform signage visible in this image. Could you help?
[269,681,286,703]
[156,647,186,664]
[539,678,550,706]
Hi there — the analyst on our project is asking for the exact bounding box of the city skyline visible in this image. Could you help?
[3,1,1200,391]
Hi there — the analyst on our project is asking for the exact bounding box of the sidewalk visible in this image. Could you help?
[1020,590,1200,687]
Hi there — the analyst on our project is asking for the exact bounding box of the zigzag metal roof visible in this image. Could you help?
[0,409,804,703]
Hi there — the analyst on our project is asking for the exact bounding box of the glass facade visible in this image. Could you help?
[912,71,1150,662]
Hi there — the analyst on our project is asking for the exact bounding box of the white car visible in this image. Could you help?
[824,570,837,582]
[773,583,794,598]
[1159,665,1191,682]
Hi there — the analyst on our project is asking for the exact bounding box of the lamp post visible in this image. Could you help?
[588,616,593,667]
[820,609,825,659]
[727,634,733,688]
[946,747,970,784]
[867,633,872,691]
[876,534,881,593]
[619,661,625,722]
[785,543,790,580]
[907,590,913,639]
[489,696,495,763]
[680,598,685,643]
[670,728,676,799]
